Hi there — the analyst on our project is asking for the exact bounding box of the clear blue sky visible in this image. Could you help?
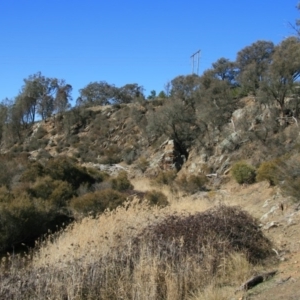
[0,0,299,105]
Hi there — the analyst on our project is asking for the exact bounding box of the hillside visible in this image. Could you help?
[0,94,300,299]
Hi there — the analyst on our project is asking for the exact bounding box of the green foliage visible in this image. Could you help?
[44,156,95,189]
[170,74,200,101]
[0,192,53,252]
[111,171,133,191]
[157,90,167,98]
[147,98,200,153]
[236,40,275,95]
[77,81,118,106]
[274,156,300,202]
[21,162,45,182]
[176,174,208,194]
[231,161,256,184]
[70,189,126,216]
[28,176,74,208]
[144,190,169,207]
[154,170,177,186]
[259,37,300,113]
[86,168,109,182]
[147,90,156,100]
[256,159,281,185]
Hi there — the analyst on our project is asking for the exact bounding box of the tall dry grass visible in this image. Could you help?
[0,192,273,299]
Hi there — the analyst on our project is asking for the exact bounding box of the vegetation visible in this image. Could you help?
[0,4,299,298]
[0,204,273,299]
[231,161,256,184]
[256,159,282,185]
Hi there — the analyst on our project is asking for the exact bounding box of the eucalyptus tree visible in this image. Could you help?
[17,72,71,122]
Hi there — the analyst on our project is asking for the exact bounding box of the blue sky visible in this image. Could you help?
[0,0,299,105]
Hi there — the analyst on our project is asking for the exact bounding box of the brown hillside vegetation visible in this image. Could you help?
[1,178,300,299]
[1,32,300,298]
[0,195,272,299]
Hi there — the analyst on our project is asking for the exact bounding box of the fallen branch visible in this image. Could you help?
[236,270,277,292]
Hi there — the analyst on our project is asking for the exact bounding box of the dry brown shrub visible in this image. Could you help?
[176,173,208,194]
[0,202,272,300]
[154,169,177,186]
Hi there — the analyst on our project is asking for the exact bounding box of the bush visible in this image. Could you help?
[0,192,52,253]
[123,148,136,165]
[28,176,74,208]
[176,174,208,194]
[256,159,281,185]
[136,156,149,173]
[35,126,47,139]
[21,162,45,182]
[111,171,133,191]
[70,189,126,216]
[231,161,256,184]
[144,190,169,207]
[154,170,177,186]
[44,156,95,189]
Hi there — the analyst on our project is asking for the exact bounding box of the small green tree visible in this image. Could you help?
[147,90,156,100]
[231,161,256,184]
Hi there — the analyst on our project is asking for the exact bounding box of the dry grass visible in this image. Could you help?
[0,190,273,299]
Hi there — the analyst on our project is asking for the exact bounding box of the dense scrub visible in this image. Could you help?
[0,155,142,253]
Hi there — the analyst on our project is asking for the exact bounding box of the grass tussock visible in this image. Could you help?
[0,200,273,300]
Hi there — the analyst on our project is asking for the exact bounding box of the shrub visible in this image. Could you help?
[36,149,52,160]
[176,174,208,194]
[35,126,47,139]
[154,170,177,186]
[44,156,95,189]
[86,168,109,182]
[70,189,126,216]
[231,161,256,184]
[256,159,281,186]
[144,190,169,207]
[111,171,133,191]
[0,192,50,252]
[21,162,45,183]
[133,205,273,265]
[136,156,149,173]
[28,176,74,208]
[123,148,136,165]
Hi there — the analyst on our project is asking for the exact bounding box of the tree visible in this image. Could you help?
[54,83,72,114]
[17,72,71,121]
[259,37,300,115]
[147,98,202,156]
[290,2,300,36]
[196,70,237,129]
[147,90,156,100]
[116,83,145,103]
[77,81,118,106]
[170,74,200,101]
[236,40,275,95]
[212,57,237,85]
[158,91,167,98]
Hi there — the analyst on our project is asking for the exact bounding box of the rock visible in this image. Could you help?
[263,221,280,230]
[260,205,278,221]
